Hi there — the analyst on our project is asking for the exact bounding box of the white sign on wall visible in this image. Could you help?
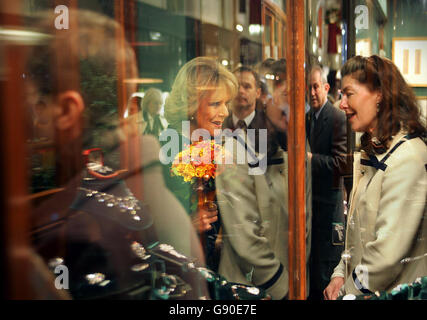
[393,38,427,87]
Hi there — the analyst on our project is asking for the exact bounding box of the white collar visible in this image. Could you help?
[232,110,256,128]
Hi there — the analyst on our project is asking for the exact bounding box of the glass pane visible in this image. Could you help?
[305,0,350,301]
[1,0,295,301]
[306,0,427,302]
[275,20,279,44]
[265,14,272,46]
[3,0,424,304]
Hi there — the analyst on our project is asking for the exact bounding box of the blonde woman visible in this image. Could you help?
[141,88,168,137]
[160,57,238,271]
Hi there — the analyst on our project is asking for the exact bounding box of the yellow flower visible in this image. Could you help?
[196,166,206,178]
[171,140,228,182]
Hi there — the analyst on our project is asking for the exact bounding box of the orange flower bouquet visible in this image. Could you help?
[171,140,227,184]
[171,140,229,225]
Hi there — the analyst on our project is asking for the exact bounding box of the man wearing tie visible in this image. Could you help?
[306,66,348,300]
[222,66,279,158]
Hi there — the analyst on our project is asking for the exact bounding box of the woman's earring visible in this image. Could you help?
[376,103,380,113]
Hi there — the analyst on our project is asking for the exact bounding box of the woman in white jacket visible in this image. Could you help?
[324,55,427,299]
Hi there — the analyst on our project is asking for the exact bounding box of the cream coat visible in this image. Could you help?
[216,147,289,299]
[331,131,427,296]
[216,134,312,299]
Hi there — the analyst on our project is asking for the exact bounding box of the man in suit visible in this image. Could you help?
[306,66,348,300]
[224,66,261,130]
[217,66,289,299]
[222,66,280,159]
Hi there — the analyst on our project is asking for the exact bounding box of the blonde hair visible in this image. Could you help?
[164,56,238,132]
[142,88,163,112]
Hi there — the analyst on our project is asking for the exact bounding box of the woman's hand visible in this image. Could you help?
[323,277,345,300]
[192,202,218,232]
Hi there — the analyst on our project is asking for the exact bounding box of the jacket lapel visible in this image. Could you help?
[312,102,330,146]
[248,109,266,130]
[307,110,316,148]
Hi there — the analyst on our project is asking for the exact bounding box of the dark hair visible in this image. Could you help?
[233,66,261,89]
[341,55,426,154]
[260,58,276,69]
[259,80,269,96]
[271,58,287,87]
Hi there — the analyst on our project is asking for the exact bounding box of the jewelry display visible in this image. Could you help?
[152,273,191,299]
[85,273,106,285]
[131,263,150,272]
[148,242,197,267]
[195,266,271,300]
[78,187,143,222]
[131,241,151,260]
[244,286,260,295]
[56,149,270,300]
[196,267,219,282]
[154,273,178,296]
[129,240,195,298]
[76,150,152,226]
[338,276,427,300]
[158,243,188,260]
[231,284,264,300]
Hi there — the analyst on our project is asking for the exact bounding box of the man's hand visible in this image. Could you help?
[323,277,345,300]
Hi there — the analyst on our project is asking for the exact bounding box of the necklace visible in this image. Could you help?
[78,186,143,221]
